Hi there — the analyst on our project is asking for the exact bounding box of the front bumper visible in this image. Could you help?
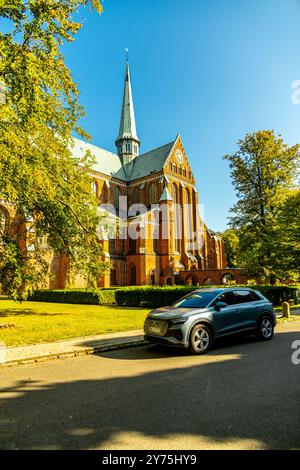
[144,333,189,349]
[144,316,190,349]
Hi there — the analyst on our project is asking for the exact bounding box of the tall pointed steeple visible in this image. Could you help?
[116,53,140,176]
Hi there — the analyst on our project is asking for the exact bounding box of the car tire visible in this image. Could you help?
[189,323,213,355]
[256,316,274,341]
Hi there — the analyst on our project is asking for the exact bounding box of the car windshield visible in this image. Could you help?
[171,291,218,309]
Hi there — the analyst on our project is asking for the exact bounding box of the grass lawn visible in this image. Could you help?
[0,297,150,347]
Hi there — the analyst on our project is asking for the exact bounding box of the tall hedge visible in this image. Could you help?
[29,285,300,307]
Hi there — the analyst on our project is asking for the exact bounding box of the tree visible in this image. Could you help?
[222,229,240,268]
[0,0,108,300]
[224,130,300,282]
[276,190,300,280]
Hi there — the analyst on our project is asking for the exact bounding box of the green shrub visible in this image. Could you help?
[29,289,116,305]
[114,286,197,308]
[29,285,300,308]
[251,285,300,306]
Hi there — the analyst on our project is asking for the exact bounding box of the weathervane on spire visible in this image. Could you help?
[125,48,129,62]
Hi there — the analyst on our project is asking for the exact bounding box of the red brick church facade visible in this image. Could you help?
[79,60,233,288]
[1,60,245,290]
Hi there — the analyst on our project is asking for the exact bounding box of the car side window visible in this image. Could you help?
[249,290,261,301]
[215,291,237,306]
[234,290,254,304]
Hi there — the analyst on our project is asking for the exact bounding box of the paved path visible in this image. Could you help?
[1,330,144,367]
[0,321,299,450]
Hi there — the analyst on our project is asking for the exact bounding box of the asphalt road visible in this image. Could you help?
[0,322,300,450]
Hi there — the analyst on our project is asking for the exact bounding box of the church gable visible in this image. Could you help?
[163,135,195,185]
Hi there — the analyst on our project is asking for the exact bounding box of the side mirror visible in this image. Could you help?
[215,301,228,311]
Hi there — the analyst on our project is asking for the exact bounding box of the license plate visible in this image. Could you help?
[148,325,161,334]
[147,320,163,335]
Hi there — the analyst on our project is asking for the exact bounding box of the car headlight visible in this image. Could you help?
[170,317,188,325]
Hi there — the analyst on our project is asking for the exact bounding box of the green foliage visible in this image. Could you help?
[29,285,300,307]
[29,288,116,305]
[0,0,108,300]
[114,287,197,308]
[222,229,240,267]
[252,285,300,306]
[0,239,48,301]
[224,130,300,282]
[29,286,198,306]
[276,190,300,279]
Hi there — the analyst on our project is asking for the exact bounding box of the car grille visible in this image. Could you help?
[145,319,168,337]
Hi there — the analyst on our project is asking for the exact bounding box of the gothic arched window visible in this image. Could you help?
[114,186,121,210]
[129,264,137,285]
[110,268,117,286]
[185,188,193,248]
[148,183,156,205]
[172,183,181,252]
[129,236,137,254]
[109,237,116,254]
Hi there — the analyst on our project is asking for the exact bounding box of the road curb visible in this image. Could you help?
[0,338,147,368]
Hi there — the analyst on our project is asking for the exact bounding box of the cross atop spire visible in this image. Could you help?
[115,54,140,176]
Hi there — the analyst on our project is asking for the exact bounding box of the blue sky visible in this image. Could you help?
[58,1,300,229]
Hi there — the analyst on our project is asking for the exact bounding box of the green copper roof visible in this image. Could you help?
[127,140,175,181]
[160,185,173,202]
[116,61,139,143]
[72,138,175,182]
[72,138,126,181]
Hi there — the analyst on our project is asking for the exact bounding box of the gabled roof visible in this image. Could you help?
[72,138,127,181]
[127,140,175,181]
[72,137,177,183]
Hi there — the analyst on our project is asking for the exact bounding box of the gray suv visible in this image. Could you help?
[144,288,276,354]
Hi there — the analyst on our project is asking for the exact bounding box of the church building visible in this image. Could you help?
[71,59,228,287]
[0,59,231,291]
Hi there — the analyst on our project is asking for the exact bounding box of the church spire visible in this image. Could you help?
[116,52,140,176]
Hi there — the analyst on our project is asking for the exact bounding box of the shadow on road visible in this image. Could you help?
[0,329,299,450]
[90,332,263,361]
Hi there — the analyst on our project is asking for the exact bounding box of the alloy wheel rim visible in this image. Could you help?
[193,328,210,351]
[261,319,273,338]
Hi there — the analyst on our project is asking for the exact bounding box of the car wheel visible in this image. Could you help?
[189,324,212,354]
[256,316,274,341]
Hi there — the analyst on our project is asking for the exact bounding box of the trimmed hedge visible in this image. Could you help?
[251,285,300,306]
[109,285,300,308]
[114,287,197,308]
[29,289,117,305]
[29,285,300,308]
